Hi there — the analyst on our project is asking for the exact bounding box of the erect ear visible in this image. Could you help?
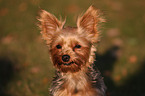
[77,6,104,43]
[38,10,65,44]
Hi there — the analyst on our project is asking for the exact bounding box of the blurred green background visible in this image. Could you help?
[0,0,145,96]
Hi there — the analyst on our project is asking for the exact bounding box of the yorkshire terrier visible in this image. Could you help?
[38,6,106,96]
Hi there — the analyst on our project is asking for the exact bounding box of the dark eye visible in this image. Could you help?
[75,45,81,48]
[56,45,62,49]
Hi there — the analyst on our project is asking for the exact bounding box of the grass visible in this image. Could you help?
[0,0,145,96]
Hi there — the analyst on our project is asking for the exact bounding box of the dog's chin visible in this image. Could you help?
[58,61,77,66]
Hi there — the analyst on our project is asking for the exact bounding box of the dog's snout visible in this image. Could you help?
[62,55,70,62]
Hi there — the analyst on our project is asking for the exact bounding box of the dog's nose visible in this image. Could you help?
[62,55,70,62]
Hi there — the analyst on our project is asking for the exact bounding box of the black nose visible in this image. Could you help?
[62,55,70,62]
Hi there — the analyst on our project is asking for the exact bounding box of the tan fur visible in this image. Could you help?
[54,71,97,96]
[38,6,105,96]
[38,10,65,44]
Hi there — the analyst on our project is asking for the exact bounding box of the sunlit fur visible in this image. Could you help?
[38,6,106,96]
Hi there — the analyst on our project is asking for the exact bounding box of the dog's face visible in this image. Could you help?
[49,28,92,72]
[38,6,103,73]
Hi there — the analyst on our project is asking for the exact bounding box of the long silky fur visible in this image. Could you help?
[50,63,106,96]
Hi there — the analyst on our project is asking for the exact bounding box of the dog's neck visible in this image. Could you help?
[62,70,89,90]
[53,67,97,96]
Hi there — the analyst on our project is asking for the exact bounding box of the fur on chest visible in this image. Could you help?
[50,66,106,96]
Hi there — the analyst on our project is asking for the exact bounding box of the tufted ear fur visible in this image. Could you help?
[38,10,65,44]
[77,6,104,43]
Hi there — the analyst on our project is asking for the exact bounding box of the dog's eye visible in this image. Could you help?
[75,45,81,48]
[56,45,62,49]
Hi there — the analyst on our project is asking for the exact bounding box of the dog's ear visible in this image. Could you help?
[38,10,65,44]
[77,6,104,43]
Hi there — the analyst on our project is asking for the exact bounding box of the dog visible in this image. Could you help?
[38,6,106,96]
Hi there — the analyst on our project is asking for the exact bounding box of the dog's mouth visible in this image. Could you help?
[56,60,82,73]
[58,61,75,66]
[63,61,74,66]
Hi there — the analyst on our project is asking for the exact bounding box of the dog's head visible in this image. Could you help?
[38,6,104,73]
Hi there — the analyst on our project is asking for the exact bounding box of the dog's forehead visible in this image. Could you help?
[55,27,90,46]
[62,27,77,33]
[51,27,90,46]
[59,27,79,40]
[51,27,80,46]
